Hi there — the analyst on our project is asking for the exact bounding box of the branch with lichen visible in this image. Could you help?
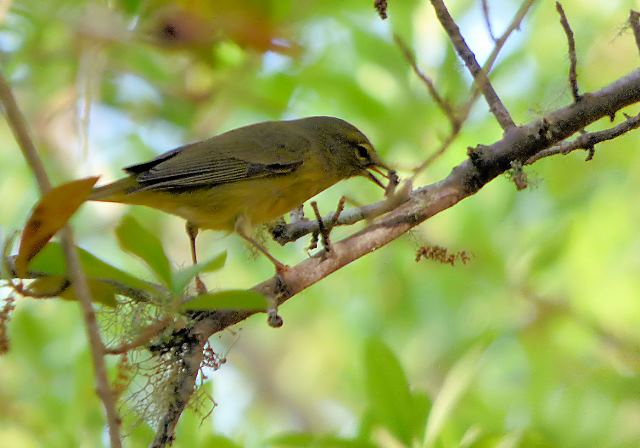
[5,4,640,447]
[210,68,640,334]
[0,72,123,447]
[147,68,640,446]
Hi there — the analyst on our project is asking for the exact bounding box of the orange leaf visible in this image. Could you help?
[15,177,99,277]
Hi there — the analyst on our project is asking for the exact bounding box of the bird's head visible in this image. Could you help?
[300,116,392,189]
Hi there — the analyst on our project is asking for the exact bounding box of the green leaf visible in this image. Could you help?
[61,279,118,307]
[268,433,375,448]
[199,434,242,448]
[28,242,158,295]
[116,0,143,15]
[171,251,227,294]
[411,391,432,442]
[268,433,319,447]
[356,409,375,442]
[180,289,267,311]
[115,215,172,286]
[364,337,416,446]
[423,344,485,448]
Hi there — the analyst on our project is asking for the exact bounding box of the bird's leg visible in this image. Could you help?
[234,217,288,273]
[185,221,207,295]
[235,216,287,328]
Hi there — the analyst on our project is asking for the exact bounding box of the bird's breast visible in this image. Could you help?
[176,163,340,231]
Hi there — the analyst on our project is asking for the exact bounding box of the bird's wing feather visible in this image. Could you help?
[123,122,311,191]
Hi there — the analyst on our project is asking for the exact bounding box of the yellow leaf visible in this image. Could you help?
[28,275,118,307]
[61,279,118,307]
[27,276,70,296]
[15,177,99,277]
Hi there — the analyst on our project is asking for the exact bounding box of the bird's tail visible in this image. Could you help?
[89,177,138,202]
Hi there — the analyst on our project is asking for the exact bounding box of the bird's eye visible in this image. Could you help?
[355,144,370,161]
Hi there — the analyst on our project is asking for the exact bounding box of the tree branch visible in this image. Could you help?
[271,182,412,245]
[140,68,640,445]
[149,337,206,448]
[394,33,459,129]
[457,0,536,123]
[209,68,640,335]
[104,316,174,355]
[481,0,497,42]
[0,76,51,193]
[429,0,516,130]
[0,73,123,447]
[556,2,581,102]
[413,0,535,175]
[525,112,640,164]
[629,10,640,57]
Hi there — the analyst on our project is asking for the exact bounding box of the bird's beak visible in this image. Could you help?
[365,169,386,189]
[364,160,392,190]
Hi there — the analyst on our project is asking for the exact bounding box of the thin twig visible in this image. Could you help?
[331,197,347,226]
[481,0,497,42]
[556,2,581,102]
[458,0,536,122]
[0,72,122,447]
[307,230,320,252]
[385,171,400,196]
[482,0,535,76]
[0,76,51,193]
[411,130,459,178]
[629,10,640,57]
[394,33,459,129]
[310,201,332,253]
[105,316,174,355]
[272,181,412,245]
[525,112,640,164]
[430,0,516,130]
[413,0,535,175]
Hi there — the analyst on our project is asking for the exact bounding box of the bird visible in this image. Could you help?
[89,116,390,292]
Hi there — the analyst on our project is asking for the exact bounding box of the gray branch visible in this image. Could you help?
[150,68,640,446]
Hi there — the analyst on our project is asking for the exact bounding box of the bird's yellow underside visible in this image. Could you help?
[99,155,339,232]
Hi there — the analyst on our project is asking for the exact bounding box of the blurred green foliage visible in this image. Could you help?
[1,0,640,447]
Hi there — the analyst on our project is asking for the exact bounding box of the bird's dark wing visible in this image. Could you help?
[122,122,309,191]
[123,147,184,175]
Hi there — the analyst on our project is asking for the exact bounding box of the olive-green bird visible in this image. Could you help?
[90,116,389,287]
